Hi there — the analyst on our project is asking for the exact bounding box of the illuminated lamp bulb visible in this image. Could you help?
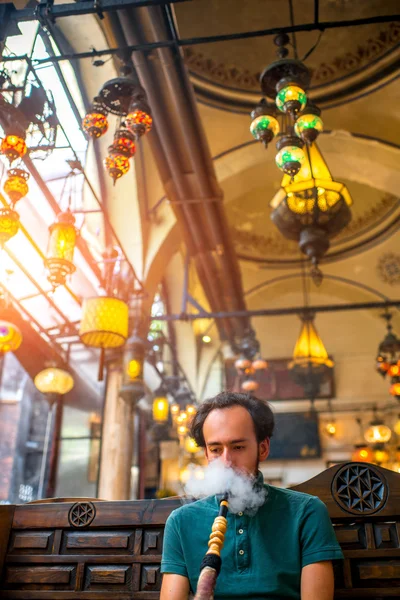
[104,148,130,182]
[294,103,323,144]
[275,136,305,177]
[276,81,307,117]
[390,381,400,398]
[351,444,374,463]
[252,358,268,370]
[152,394,169,422]
[177,424,188,438]
[325,422,337,437]
[374,448,389,465]
[112,128,136,158]
[126,99,152,138]
[388,363,400,377]
[0,320,22,353]
[0,207,19,246]
[235,356,251,371]
[241,379,259,392]
[202,334,212,344]
[3,168,29,206]
[177,411,188,425]
[170,402,180,419]
[82,97,108,138]
[184,436,201,454]
[186,404,197,419]
[250,100,279,147]
[0,134,27,163]
[364,421,392,444]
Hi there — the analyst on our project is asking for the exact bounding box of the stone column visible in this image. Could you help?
[98,360,134,500]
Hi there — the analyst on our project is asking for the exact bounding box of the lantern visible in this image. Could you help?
[184,436,201,454]
[82,97,109,138]
[325,422,337,437]
[0,320,22,353]
[80,296,129,380]
[34,366,74,395]
[388,363,400,377]
[3,168,29,206]
[241,379,259,392]
[0,207,19,246]
[45,210,77,288]
[126,99,153,138]
[275,136,305,176]
[364,420,392,444]
[235,356,252,371]
[390,380,400,398]
[186,404,197,420]
[0,134,27,163]
[104,148,130,182]
[120,332,146,403]
[294,104,323,144]
[170,402,180,420]
[351,444,374,463]
[252,358,268,370]
[112,128,136,158]
[152,393,169,422]
[289,316,334,373]
[250,100,279,147]
[374,448,390,465]
[177,424,188,438]
[275,82,307,116]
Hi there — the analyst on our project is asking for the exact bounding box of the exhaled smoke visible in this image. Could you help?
[184,459,266,516]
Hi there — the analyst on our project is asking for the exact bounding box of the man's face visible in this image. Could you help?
[202,405,270,476]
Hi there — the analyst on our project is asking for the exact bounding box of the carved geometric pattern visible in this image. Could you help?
[332,464,387,515]
[68,502,96,528]
[377,252,400,286]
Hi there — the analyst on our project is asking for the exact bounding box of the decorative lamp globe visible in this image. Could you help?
[0,320,22,353]
[34,366,74,395]
[294,103,323,144]
[250,100,279,147]
[3,168,29,206]
[351,444,374,463]
[275,82,307,116]
[45,210,77,289]
[121,332,146,403]
[364,420,392,444]
[235,356,252,371]
[374,448,390,465]
[241,379,259,392]
[252,357,268,370]
[376,354,390,377]
[0,207,19,246]
[112,128,136,158]
[82,97,109,138]
[0,134,27,163]
[184,436,201,454]
[388,363,400,377]
[126,98,153,138]
[104,148,130,182]
[152,393,169,423]
[275,136,305,176]
[390,380,400,398]
[325,422,337,437]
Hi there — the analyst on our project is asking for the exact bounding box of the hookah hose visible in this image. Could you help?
[194,493,229,600]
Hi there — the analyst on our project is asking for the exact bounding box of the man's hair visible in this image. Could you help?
[190,391,275,447]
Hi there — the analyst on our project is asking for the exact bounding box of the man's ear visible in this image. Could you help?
[258,438,270,462]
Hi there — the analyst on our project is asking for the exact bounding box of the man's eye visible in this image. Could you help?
[234,446,244,450]
[210,448,221,454]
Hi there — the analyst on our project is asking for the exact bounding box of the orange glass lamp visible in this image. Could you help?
[252,357,268,370]
[3,168,29,206]
[241,378,259,392]
[0,207,20,246]
[390,379,400,399]
[325,421,337,437]
[34,366,74,395]
[104,149,130,183]
[351,444,374,463]
[0,134,27,163]
[0,320,22,353]
[152,389,169,423]
[364,419,392,444]
[45,210,77,289]
[82,97,109,139]
[79,296,129,380]
[126,98,153,138]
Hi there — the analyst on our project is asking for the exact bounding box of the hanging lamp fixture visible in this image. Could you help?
[83,65,152,184]
[351,418,374,463]
[250,33,352,284]
[375,310,400,401]
[45,209,78,289]
[364,408,392,445]
[34,363,74,395]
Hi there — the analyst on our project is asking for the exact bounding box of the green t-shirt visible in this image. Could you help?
[161,477,344,599]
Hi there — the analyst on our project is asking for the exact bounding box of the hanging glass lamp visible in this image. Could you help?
[34,366,74,395]
[250,99,279,147]
[126,98,153,138]
[3,168,29,206]
[294,103,323,144]
[0,207,19,246]
[82,97,109,139]
[0,319,22,353]
[275,136,305,176]
[45,210,77,289]
[0,134,27,163]
[275,82,307,116]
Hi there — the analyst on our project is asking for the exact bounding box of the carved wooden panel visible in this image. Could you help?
[141,565,162,592]
[332,464,388,515]
[84,565,133,591]
[5,565,76,588]
[62,530,134,554]
[142,529,163,555]
[9,531,54,554]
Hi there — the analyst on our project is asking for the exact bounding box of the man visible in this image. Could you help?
[161,392,343,599]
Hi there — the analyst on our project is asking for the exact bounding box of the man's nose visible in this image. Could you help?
[221,448,232,466]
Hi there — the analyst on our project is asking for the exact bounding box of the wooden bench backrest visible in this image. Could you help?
[0,462,399,599]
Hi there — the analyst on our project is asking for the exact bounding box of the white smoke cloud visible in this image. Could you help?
[184,459,266,515]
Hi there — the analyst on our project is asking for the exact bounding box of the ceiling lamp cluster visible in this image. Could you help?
[234,327,267,392]
[250,33,353,284]
[0,162,30,248]
[83,67,152,183]
[376,311,400,401]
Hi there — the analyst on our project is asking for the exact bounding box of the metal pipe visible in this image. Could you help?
[150,300,400,321]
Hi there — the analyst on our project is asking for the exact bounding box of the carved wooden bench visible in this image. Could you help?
[0,462,399,598]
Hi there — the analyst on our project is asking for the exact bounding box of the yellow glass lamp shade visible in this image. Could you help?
[325,422,337,437]
[104,151,130,182]
[289,318,334,371]
[34,367,74,395]
[374,449,389,465]
[271,144,353,214]
[351,445,374,463]
[294,113,323,141]
[184,436,201,454]
[176,411,188,425]
[0,320,22,353]
[0,207,19,246]
[0,134,27,163]
[45,210,77,288]
[275,145,305,176]
[79,297,129,349]
[250,114,280,145]
[126,358,142,380]
[3,168,29,206]
[276,84,307,115]
[364,422,392,444]
[390,382,400,397]
[152,395,169,422]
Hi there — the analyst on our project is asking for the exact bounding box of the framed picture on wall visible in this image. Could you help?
[225,358,335,401]
[268,412,322,460]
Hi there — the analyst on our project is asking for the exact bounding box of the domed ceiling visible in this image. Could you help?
[174,0,400,111]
